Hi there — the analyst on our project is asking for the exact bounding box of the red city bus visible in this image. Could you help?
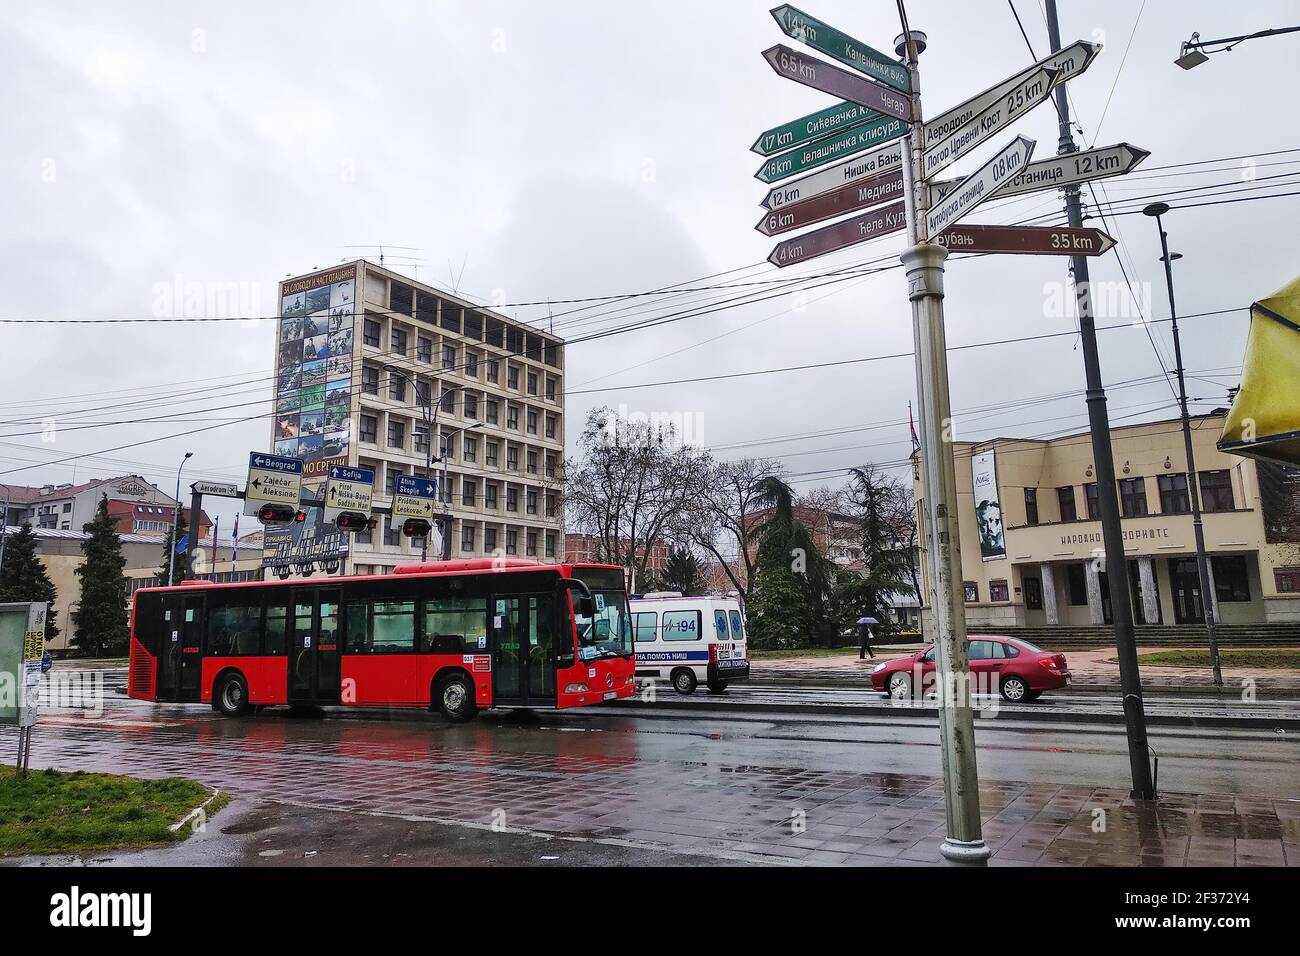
[128,559,636,721]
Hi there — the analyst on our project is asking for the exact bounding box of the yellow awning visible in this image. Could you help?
[1218,275,1300,466]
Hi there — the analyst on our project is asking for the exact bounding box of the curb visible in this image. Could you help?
[746,675,1300,698]
[613,697,1300,731]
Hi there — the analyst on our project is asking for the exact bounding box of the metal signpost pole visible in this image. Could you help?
[894,13,989,865]
[1145,203,1224,687]
[186,489,204,582]
[1044,0,1154,797]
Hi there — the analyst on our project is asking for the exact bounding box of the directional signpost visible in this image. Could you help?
[925,135,1034,236]
[755,113,908,183]
[761,138,905,209]
[767,200,905,267]
[392,474,438,522]
[751,100,881,156]
[757,168,904,235]
[770,4,910,92]
[324,464,375,524]
[929,143,1150,203]
[244,452,303,517]
[932,224,1117,256]
[921,68,1055,180]
[763,44,912,121]
[191,480,238,498]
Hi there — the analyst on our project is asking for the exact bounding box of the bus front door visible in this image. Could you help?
[288,589,342,706]
[157,593,204,703]
[491,594,558,706]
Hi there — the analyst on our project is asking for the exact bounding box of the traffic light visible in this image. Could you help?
[257,504,305,524]
[335,511,375,532]
[401,518,431,538]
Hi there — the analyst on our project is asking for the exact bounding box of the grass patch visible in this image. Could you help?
[1134,648,1300,670]
[0,765,228,857]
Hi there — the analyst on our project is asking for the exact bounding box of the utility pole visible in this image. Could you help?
[1045,0,1154,798]
[895,2,989,865]
[1144,202,1224,686]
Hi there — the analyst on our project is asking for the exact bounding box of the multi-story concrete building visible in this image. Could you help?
[913,412,1300,629]
[270,260,565,574]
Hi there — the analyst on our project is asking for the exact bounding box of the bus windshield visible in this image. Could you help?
[574,590,634,661]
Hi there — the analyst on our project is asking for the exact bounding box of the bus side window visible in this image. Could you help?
[264,603,288,655]
[713,609,728,640]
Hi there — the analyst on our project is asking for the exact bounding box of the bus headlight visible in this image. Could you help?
[564,683,589,694]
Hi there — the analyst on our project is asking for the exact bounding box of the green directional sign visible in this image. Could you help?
[755,113,908,184]
[751,100,881,157]
[771,4,910,93]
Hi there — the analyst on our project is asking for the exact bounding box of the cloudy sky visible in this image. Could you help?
[3,0,1298,535]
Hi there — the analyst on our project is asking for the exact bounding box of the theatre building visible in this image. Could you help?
[914,412,1300,630]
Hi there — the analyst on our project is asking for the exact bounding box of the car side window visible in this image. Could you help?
[921,647,936,663]
[967,640,992,660]
[990,641,1006,659]
[1001,642,1020,658]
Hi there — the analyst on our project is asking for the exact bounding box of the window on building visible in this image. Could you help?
[462,479,477,507]
[1084,482,1099,520]
[545,493,556,518]
[463,393,478,419]
[963,582,978,603]
[486,442,499,468]
[359,415,377,444]
[464,352,479,378]
[486,400,499,425]
[545,453,557,478]
[527,371,538,395]
[507,405,519,430]
[1057,486,1077,522]
[1066,564,1088,606]
[387,420,405,449]
[484,528,497,552]
[463,436,477,463]
[526,490,538,515]
[442,344,456,370]
[415,379,431,409]
[1212,555,1251,602]
[525,531,538,557]
[1023,576,1043,611]
[506,488,518,512]
[414,427,429,455]
[390,327,408,356]
[1119,477,1147,517]
[508,365,519,389]
[388,371,406,403]
[384,516,401,547]
[546,377,557,401]
[526,450,538,474]
[440,389,455,414]
[361,365,379,395]
[486,359,499,383]
[1023,487,1039,526]
[1275,569,1300,593]
[417,336,432,363]
[526,409,538,434]
[363,318,381,348]
[464,312,483,340]
[507,447,519,471]
[485,485,498,510]
[1158,473,1190,514]
[461,525,476,553]
[989,579,1009,602]
[1200,470,1234,512]
[506,529,518,555]
[390,283,413,315]
[545,532,556,558]
[440,304,461,335]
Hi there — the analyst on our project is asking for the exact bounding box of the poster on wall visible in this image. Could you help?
[971,450,1006,562]
[267,265,357,568]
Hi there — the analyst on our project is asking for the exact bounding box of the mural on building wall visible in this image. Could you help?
[265,266,357,568]
[971,450,1006,562]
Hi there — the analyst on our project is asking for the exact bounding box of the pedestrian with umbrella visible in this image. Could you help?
[857,616,879,660]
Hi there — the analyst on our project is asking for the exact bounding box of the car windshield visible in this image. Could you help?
[1013,638,1043,653]
[574,590,634,660]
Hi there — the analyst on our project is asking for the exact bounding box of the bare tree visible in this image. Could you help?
[565,407,711,592]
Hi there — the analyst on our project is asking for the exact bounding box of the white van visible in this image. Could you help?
[629,593,749,694]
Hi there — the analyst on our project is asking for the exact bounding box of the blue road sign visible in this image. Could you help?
[395,474,438,499]
[249,452,303,474]
[329,464,375,484]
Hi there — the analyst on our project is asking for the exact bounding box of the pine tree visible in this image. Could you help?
[0,523,61,642]
[656,546,706,596]
[73,494,129,657]
[157,506,187,585]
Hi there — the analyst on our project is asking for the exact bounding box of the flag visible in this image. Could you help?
[908,401,920,452]
[174,533,189,554]
[231,514,239,567]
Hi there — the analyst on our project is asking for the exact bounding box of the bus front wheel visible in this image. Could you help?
[671,668,697,695]
[215,672,251,717]
[435,673,478,722]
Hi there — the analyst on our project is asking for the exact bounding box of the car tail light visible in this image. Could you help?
[1038,655,1067,676]
[709,643,719,663]
[564,683,589,694]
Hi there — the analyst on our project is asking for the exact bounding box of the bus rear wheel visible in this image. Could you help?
[215,673,251,717]
[435,673,478,722]
[671,668,697,695]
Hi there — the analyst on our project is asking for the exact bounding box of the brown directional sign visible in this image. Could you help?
[762,45,912,122]
[756,170,904,236]
[768,200,906,267]
[932,224,1116,257]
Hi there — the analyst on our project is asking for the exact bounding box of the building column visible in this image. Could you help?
[1138,557,1159,625]
[1084,560,1105,625]
[1040,562,1060,625]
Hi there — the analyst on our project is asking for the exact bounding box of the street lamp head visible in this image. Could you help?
[894,30,926,58]
[184,451,194,460]
[1142,202,1171,218]
[1176,35,1209,70]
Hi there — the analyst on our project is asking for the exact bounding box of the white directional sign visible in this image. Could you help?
[243,452,303,516]
[191,480,238,498]
[929,143,1151,204]
[921,67,1055,180]
[392,474,439,522]
[761,138,905,210]
[926,135,1035,236]
[324,464,375,523]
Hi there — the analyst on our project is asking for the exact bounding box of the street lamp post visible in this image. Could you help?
[432,421,484,560]
[168,452,194,586]
[0,483,12,579]
[1143,202,1224,687]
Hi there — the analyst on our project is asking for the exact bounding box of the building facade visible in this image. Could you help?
[2,475,209,539]
[271,261,565,575]
[914,413,1300,630]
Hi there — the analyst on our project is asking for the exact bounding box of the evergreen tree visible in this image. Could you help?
[0,523,60,642]
[157,506,188,585]
[654,546,707,596]
[72,495,129,658]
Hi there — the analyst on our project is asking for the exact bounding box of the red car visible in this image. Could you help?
[870,636,1070,703]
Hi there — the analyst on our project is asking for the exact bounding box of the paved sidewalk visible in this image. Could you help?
[755,647,1300,692]
[4,717,1297,867]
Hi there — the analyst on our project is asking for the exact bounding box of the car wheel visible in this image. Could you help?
[671,668,698,695]
[215,673,251,717]
[887,672,912,700]
[1000,675,1030,703]
[706,680,729,694]
[436,673,478,722]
